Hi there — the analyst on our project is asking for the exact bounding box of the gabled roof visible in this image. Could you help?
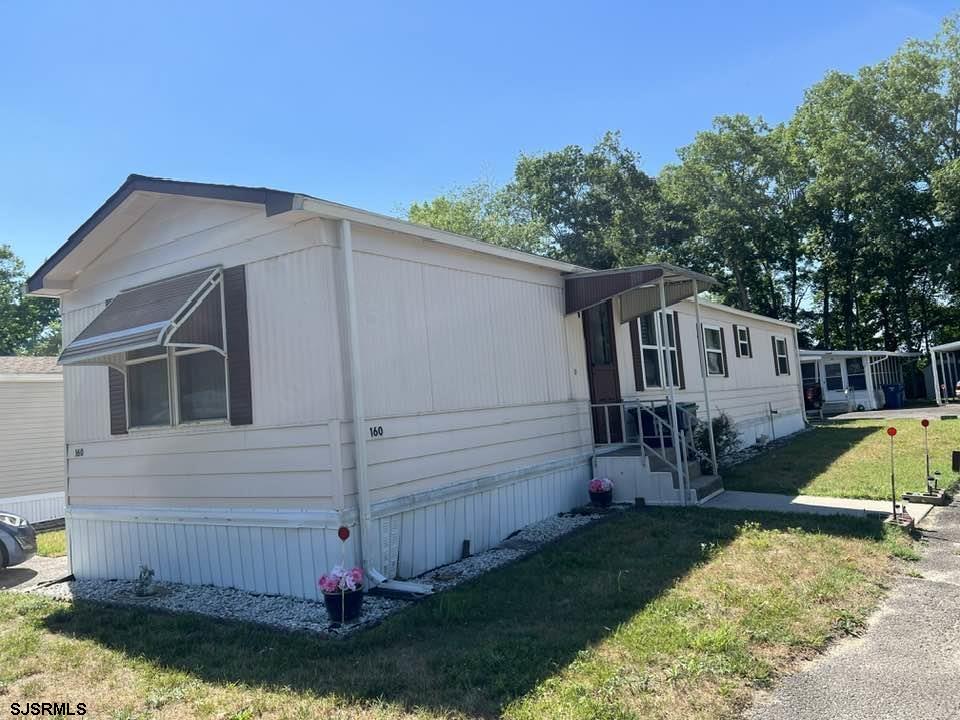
[27,175,582,295]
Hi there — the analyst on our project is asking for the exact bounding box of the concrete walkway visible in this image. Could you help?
[746,500,960,720]
[703,489,935,525]
[0,554,69,591]
[831,404,954,420]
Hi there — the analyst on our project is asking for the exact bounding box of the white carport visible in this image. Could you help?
[929,340,960,404]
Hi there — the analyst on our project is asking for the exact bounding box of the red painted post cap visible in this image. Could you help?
[922,419,930,427]
[887,427,897,437]
[337,526,350,541]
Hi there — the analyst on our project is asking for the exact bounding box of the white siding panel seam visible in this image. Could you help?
[65,505,346,528]
[353,248,564,290]
[367,452,593,517]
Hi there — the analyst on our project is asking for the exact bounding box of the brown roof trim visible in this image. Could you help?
[564,263,717,315]
[27,175,296,293]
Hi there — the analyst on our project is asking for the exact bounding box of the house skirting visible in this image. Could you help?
[64,453,593,599]
[1,491,64,525]
[735,407,806,446]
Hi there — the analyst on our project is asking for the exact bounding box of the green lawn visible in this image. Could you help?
[36,529,66,558]
[0,508,915,720]
[724,418,960,500]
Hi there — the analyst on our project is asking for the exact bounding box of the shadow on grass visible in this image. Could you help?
[723,424,878,495]
[41,508,889,718]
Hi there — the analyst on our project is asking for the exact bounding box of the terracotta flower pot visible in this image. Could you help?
[589,489,613,507]
[323,588,364,623]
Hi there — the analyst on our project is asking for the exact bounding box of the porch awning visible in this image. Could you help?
[564,263,717,323]
[59,267,224,366]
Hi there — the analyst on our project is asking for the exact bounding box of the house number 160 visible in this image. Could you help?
[368,426,384,438]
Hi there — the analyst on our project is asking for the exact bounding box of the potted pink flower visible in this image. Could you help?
[588,477,614,507]
[319,565,365,623]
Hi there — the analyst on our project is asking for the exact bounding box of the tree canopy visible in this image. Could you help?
[0,245,59,356]
[407,14,960,352]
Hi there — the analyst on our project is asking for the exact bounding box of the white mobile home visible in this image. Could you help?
[799,350,920,413]
[0,357,65,524]
[28,175,805,598]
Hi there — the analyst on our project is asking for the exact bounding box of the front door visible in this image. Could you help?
[823,362,846,404]
[583,300,622,443]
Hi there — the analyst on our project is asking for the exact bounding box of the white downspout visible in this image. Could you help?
[339,219,375,579]
[691,282,717,476]
[933,349,943,405]
[863,353,877,410]
[792,328,806,423]
[659,278,686,505]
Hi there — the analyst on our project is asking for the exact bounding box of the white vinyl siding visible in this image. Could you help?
[0,379,65,501]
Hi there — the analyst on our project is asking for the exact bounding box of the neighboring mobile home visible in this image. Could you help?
[0,357,65,524]
[799,350,922,413]
[27,175,805,598]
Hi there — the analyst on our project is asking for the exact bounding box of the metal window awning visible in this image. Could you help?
[564,263,717,323]
[59,267,224,366]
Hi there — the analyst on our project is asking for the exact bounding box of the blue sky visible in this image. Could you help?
[1,1,954,273]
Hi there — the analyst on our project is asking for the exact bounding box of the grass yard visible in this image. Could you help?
[35,529,67,558]
[724,418,960,500]
[0,508,916,720]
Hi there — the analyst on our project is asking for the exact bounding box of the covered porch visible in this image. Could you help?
[929,340,960,404]
[564,263,722,506]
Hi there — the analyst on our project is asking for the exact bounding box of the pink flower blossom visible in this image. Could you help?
[589,477,613,493]
[318,565,364,593]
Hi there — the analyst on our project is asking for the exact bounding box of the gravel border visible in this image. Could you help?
[22,506,621,638]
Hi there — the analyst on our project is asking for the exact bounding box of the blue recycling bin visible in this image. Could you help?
[882,384,904,409]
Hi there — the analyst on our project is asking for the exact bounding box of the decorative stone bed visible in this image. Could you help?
[23,507,619,638]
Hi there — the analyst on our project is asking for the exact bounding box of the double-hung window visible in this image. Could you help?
[703,326,726,376]
[773,336,790,375]
[735,325,751,357]
[633,311,681,389]
[126,346,228,428]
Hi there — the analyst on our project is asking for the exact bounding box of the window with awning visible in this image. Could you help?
[59,267,224,366]
[61,266,253,432]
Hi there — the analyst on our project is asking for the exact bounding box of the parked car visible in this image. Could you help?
[803,383,823,410]
[0,512,36,569]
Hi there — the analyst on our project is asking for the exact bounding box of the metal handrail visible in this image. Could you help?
[673,403,712,466]
[590,400,679,473]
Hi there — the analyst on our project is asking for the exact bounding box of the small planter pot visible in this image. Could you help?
[323,588,364,623]
[589,489,613,508]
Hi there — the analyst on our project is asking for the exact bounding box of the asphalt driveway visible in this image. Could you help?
[748,501,960,720]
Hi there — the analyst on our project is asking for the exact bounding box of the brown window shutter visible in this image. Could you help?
[673,313,685,389]
[733,324,741,357]
[223,265,253,426]
[108,368,127,435]
[772,335,780,375]
[746,327,753,357]
[630,319,644,391]
[719,326,729,377]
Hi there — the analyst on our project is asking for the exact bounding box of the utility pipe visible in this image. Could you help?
[691,281,717,476]
[339,219,375,578]
[659,278,686,505]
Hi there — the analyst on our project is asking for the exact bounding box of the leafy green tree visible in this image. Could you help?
[503,131,661,268]
[407,181,549,256]
[658,115,792,315]
[0,245,60,355]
